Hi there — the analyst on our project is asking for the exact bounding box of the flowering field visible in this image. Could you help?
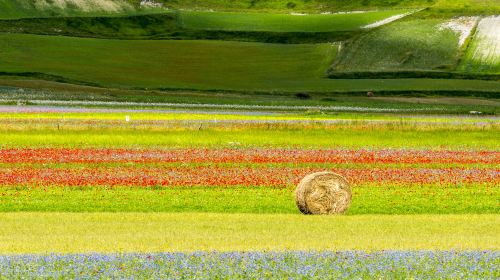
[0,110,498,277]
[0,0,499,277]
[0,112,498,214]
[1,148,498,187]
[1,251,498,279]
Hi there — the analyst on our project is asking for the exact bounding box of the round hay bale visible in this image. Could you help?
[295,171,351,215]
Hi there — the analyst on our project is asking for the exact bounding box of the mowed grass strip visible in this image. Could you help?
[0,186,497,214]
[0,213,497,253]
[1,127,498,149]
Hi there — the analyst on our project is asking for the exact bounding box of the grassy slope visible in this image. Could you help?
[1,34,500,93]
[0,0,145,19]
[0,13,183,40]
[0,10,407,43]
[0,213,497,253]
[431,0,500,14]
[0,186,497,214]
[3,0,497,19]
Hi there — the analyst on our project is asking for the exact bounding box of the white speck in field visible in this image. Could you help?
[140,0,164,9]
[438,17,478,47]
[290,12,308,16]
[361,9,421,29]
[125,115,130,122]
[321,11,368,15]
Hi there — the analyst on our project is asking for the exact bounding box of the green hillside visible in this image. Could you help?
[0,10,412,43]
[0,0,438,19]
[2,0,500,20]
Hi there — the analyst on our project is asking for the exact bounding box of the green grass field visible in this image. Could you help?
[0,3,499,96]
[0,213,497,253]
[0,33,337,90]
[0,185,497,214]
[145,0,500,13]
[177,10,409,32]
[2,125,498,149]
[1,34,500,93]
[332,19,461,72]
[0,11,384,43]
[459,16,500,74]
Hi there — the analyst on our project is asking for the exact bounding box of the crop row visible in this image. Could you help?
[1,166,497,187]
[0,251,497,279]
[2,148,498,164]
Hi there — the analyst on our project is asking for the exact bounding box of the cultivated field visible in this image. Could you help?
[0,0,498,277]
[1,34,500,94]
[0,108,498,277]
[0,34,338,90]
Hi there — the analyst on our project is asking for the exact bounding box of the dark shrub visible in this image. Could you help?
[295,92,312,99]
